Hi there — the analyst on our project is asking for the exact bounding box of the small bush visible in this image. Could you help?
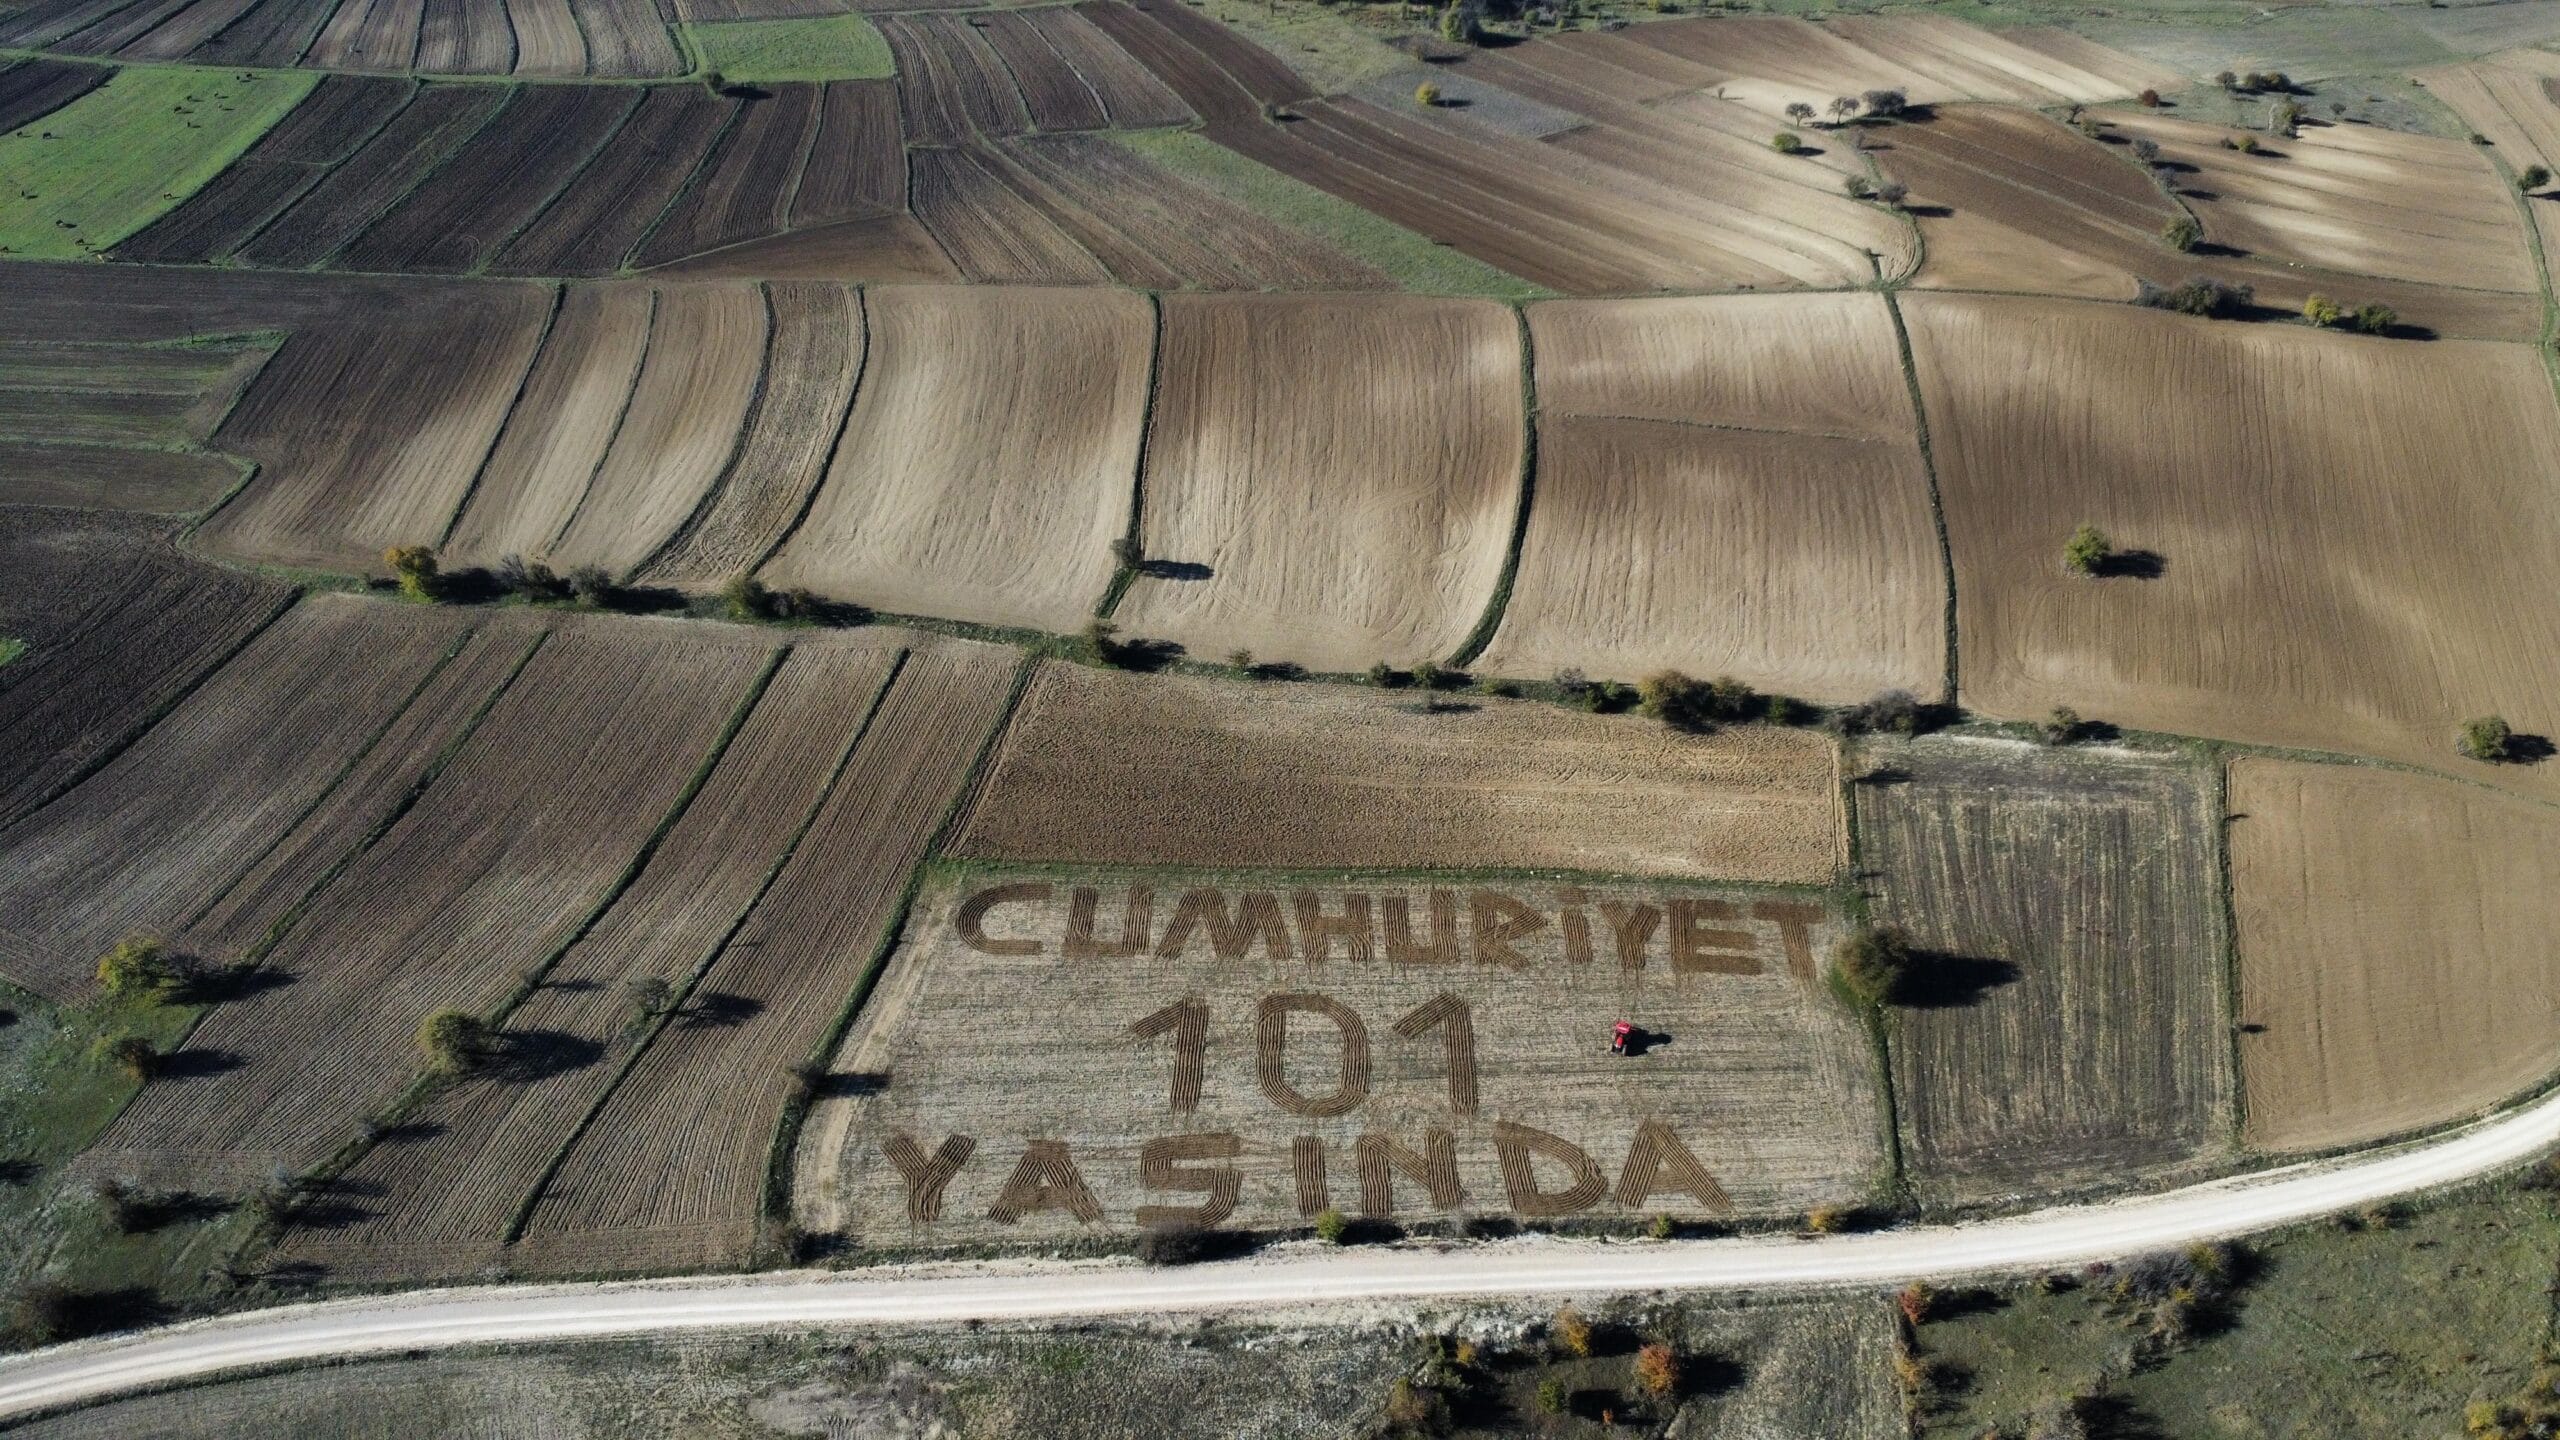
[2161,215,2200,252]
[1873,180,1908,207]
[2133,276,2252,318]
[1081,618,1124,668]
[567,563,617,608]
[382,545,440,602]
[1414,80,1442,107]
[1366,660,1401,688]
[1551,1303,1593,1357]
[1804,1203,1852,1234]
[2138,87,2162,107]
[1314,1207,1349,1244]
[1413,660,1450,691]
[417,1009,493,1074]
[1632,1341,1680,1398]
[2351,301,2398,336]
[1227,648,1255,678]
[1837,688,1928,737]
[1536,1377,1570,1415]
[2063,522,2112,576]
[1108,535,1141,569]
[2302,293,2343,327]
[2523,164,2552,193]
[1764,694,1805,726]
[102,1035,160,1084]
[91,1178,143,1234]
[94,936,184,1001]
[1830,924,1913,1007]
[1897,1280,1936,1326]
[2040,706,2084,745]
[2460,715,2516,762]
[1772,131,1802,153]
[2222,133,2260,154]
[1649,1212,1677,1240]
[1382,1376,1452,1434]
[720,573,774,622]
[2214,70,2237,91]
[8,1282,84,1345]
[494,553,568,602]
[1843,173,1874,199]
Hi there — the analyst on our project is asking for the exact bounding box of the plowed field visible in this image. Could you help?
[443,284,657,566]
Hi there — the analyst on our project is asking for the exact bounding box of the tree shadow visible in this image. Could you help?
[2092,548,2166,579]
[1244,660,1307,682]
[1107,637,1184,673]
[1931,1286,2010,1320]
[1406,699,1480,717]
[817,1070,890,1098]
[1903,202,1953,218]
[681,991,763,1028]
[717,83,774,100]
[283,1176,384,1231]
[1136,558,1212,581]
[488,1028,605,1082]
[2188,240,2249,259]
[172,965,293,1005]
[2502,733,2556,764]
[125,1189,235,1233]
[1892,951,2021,1009]
[155,1048,246,1080]
[0,1158,36,1185]
[365,1119,443,1145]
[1852,765,1914,788]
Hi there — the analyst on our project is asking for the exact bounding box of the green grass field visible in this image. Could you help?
[1112,129,1548,300]
[0,639,21,668]
[0,66,316,261]
[684,16,894,82]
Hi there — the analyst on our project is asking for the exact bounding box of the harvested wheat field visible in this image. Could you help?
[277,638,904,1282]
[1855,738,2230,1205]
[511,641,1019,1274]
[1482,294,1940,702]
[192,282,555,573]
[1116,295,1523,672]
[796,868,1886,1245]
[761,286,1148,631]
[954,660,1844,884]
[0,597,468,999]
[83,619,776,1189]
[2415,55,2560,293]
[2231,759,2560,1153]
[1906,293,2560,797]
[2110,111,2535,295]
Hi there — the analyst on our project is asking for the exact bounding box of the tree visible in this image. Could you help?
[2133,276,2251,318]
[2351,301,2397,336]
[2214,69,2237,91]
[2460,715,2516,762]
[2040,707,2084,745]
[2303,293,2344,327]
[1896,1280,1936,1326]
[2064,523,2113,576]
[1843,173,1874,199]
[1831,925,1913,1007]
[2130,137,2161,165]
[2138,87,2162,107]
[2523,164,2552,193]
[1551,1303,1593,1357]
[1438,1,1481,44]
[567,563,616,608]
[91,1178,142,1233]
[1414,80,1442,108]
[1081,618,1124,668]
[1108,535,1141,570]
[2160,215,2200,252]
[382,545,440,602]
[1784,101,1816,127]
[495,553,567,602]
[622,975,673,1025]
[1827,94,1860,125]
[103,1035,160,1083]
[720,573,774,622]
[1632,1342,1680,1398]
[1314,1207,1349,1244]
[1649,1212,1677,1239]
[2272,98,2302,135]
[1861,88,1908,118]
[1772,131,1802,153]
[9,1282,82,1345]
[94,936,184,1001]
[417,1009,493,1074]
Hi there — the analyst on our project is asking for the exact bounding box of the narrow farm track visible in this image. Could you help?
[6,1085,2560,1419]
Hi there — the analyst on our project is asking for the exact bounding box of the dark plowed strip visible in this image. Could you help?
[0,0,132,49]
[878,14,972,143]
[909,144,1109,283]
[1134,0,1309,104]
[915,13,1036,135]
[492,85,734,276]
[1027,6,1189,128]
[629,84,821,270]
[191,0,351,65]
[1078,0,1254,127]
[114,75,418,264]
[569,0,683,76]
[338,85,638,273]
[415,0,516,72]
[62,0,197,55]
[237,83,510,269]
[786,80,903,228]
[118,0,268,61]
[0,57,110,133]
[978,11,1106,130]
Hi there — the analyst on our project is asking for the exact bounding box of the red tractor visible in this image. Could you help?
[1610,1020,1634,1056]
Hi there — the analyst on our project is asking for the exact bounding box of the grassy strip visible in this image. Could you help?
[0,66,318,259]
[503,648,910,1246]
[1831,745,1910,1211]
[684,15,894,82]
[1879,286,1962,708]
[1110,128,1548,301]
[1445,301,1539,668]
[0,637,20,667]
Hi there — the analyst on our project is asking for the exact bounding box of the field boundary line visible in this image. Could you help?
[1444,300,1537,669]
[436,282,569,550]
[757,651,1040,1245]
[540,285,661,557]
[749,284,871,575]
[623,279,779,584]
[1094,288,1162,620]
[1878,285,1960,708]
[616,93,748,273]
[501,645,912,1247]
[1835,741,1909,1209]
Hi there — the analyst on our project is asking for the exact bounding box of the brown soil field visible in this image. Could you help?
[2109,111,2535,294]
[86,620,776,1189]
[995,135,1391,289]
[551,282,768,575]
[113,76,418,265]
[905,14,1041,137]
[795,869,1884,1245]
[979,10,1109,130]
[0,57,109,132]
[233,84,508,268]
[82,0,680,74]
[1829,15,2167,104]
[506,0,586,75]
[654,213,960,283]
[2411,56,2560,294]
[442,283,657,566]
[0,598,467,999]
[1616,14,2166,119]
[567,0,685,77]
[2231,759,2560,1153]
[761,285,1147,631]
[193,282,554,573]
[1615,16,1940,119]
[489,86,734,277]
[631,85,823,271]
[910,144,1115,284]
[0,444,239,514]
[1905,292,2560,800]
[335,86,641,273]
[641,281,865,586]
[0,262,413,344]
[1028,8,1193,127]
[0,519,292,829]
[1484,294,1938,701]
[1875,107,2544,337]
[513,641,1018,1274]
[1855,739,2231,1205]
[1116,294,1523,671]
[1138,0,1311,106]
[277,638,904,1282]
[954,660,1845,884]
[303,0,426,70]
[415,0,515,73]
[1082,0,1259,128]
[784,81,904,231]
[192,0,340,67]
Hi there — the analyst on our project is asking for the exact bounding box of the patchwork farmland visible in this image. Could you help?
[0,0,2555,1406]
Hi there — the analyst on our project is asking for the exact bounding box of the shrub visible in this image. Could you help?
[382,545,440,602]
[102,1035,160,1083]
[2302,293,2343,327]
[2063,522,2112,576]
[1632,1341,1680,1398]
[2161,215,2201,252]
[1772,131,1802,153]
[1081,618,1124,668]
[1764,694,1805,726]
[9,1282,82,1345]
[2524,164,2552,192]
[2138,87,2162,107]
[1843,173,1874,199]
[1830,924,1913,1007]
[2351,301,2398,336]
[1649,1212,1677,1240]
[1637,670,1710,730]
[622,975,673,1025]
[1135,1222,1218,1265]
[91,1178,142,1233]
[1366,660,1401,687]
[1552,1303,1593,1357]
[1536,1377,1570,1415]
[2130,137,2161,164]
[1108,535,1141,569]
[94,936,184,1001]
[2271,98,2301,134]
[1804,1203,1852,1233]
[1413,660,1450,691]
[494,553,568,602]
[2039,706,2084,745]
[1873,180,1909,207]
[720,573,775,622]
[2133,275,2252,318]
[417,1009,493,1074]
[2224,133,2260,154]
[567,563,616,608]
[1314,1207,1349,1244]
[1838,688,1927,737]
[1382,1377,1451,1433]
[2460,715,2516,762]
[1896,1280,1936,1326]
[2214,69,2236,90]
[1414,80,1442,107]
